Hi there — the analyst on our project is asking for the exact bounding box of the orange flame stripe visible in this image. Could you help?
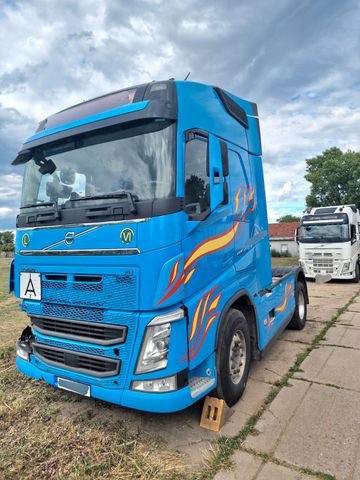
[203,312,219,335]
[188,286,217,353]
[169,259,180,285]
[248,187,255,202]
[234,187,242,214]
[208,294,221,313]
[184,223,240,271]
[184,267,196,285]
[275,283,292,312]
[188,312,220,361]
[243,185,250,208]
[189,297,203,342]
[156,272,185,306]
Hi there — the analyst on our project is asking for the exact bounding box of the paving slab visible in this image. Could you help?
[221,379,272,436]
[255,462,314,480]
[245,380,360,480]
[294,345,360,391]
[244,379,311,454]
[348,302,360,313]
[281,320,323,344]
[214,450,262,479]
[307,295,347,308]
[274,383,360,480]
[250,340,307,384]
[306,283,341,299]
[337,310,360,326]
[306,305,338,323]
[321,324,360,349]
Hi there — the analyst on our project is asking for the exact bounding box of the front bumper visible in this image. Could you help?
[16,356,194,413]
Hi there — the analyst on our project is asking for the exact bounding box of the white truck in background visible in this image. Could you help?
[298,205,360,282]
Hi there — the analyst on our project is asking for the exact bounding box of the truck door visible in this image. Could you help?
[180,130,234,367]
[182,131,234,294]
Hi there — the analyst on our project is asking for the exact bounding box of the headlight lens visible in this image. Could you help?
[132,375,177,393]
[135,308,184,374]
[136,323,171,373]
[342,262,351,273]
[16,342,29,361]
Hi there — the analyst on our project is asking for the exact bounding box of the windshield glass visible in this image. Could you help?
[299,223,350,243]
[21,119,176,209]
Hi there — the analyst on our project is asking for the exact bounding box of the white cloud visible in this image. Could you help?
[0,0,359,229]
[0,207,12,218]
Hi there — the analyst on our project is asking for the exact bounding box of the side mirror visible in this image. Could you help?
[295,227,300,244]
[38,158,56,175]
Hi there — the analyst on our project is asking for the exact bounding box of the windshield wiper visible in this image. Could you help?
[70,191,137,214]
[20,201,61,222]
[20,201,57,209]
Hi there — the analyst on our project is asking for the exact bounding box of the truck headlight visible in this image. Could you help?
[135,308,184,374]
[16,341,29,361]
[342,262,351,273]
[132,375,177,392]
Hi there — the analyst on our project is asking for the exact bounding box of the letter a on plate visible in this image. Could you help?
[20,272,42,300]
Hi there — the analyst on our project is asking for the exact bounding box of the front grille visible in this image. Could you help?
[313,258,334,273]
[42,303,104,322]
[31,315,127,346]
[32,343,120,378]
[41,271,138,310]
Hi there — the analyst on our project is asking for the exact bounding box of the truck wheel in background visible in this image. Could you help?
[351,262,360,283]
[214,308,251,407]
[287,281,307,330]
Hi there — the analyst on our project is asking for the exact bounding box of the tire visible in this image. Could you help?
[214,308,251,407]
[287,281,307,330]
[351,262,360,283]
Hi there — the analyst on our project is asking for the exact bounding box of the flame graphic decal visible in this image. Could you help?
[156,185,256,306]
[275,282,293,313]
[181,286,223,362]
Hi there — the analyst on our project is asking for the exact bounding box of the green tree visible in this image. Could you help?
[277,214,300,223]
[305,147,360,208]
[0,231,15,252]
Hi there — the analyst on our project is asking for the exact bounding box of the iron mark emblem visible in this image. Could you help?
[65,231,75,246]
[22,233,30,247]
[120,228,134,244]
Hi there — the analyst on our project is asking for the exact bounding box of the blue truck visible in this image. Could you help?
[11,80,308,412]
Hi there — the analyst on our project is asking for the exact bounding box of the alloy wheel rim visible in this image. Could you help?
[298,290,305,320]
[229,330,246,385]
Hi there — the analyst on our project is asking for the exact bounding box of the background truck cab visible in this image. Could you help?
[299,205,360,282]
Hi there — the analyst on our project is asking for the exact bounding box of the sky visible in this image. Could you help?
[0,0,359,230]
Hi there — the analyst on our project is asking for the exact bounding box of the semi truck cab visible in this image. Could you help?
[11,80,308,412]
[299,205,360,282]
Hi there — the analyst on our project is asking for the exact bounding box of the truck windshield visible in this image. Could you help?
[21,119,176,210]
[299,223,350,243]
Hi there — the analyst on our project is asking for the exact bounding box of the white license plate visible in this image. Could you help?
[20,272,41,300]
[55,377,90,397]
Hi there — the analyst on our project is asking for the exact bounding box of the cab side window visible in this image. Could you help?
[184,134,210,218]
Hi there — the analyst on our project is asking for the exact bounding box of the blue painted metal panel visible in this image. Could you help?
[12,80,299,412]
[24,100,149,143]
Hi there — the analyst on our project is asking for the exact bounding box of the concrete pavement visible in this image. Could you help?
[214,281,360,480]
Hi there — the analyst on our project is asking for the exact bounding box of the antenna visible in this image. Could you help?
[184,72,191,81]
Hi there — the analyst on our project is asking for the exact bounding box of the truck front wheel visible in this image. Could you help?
[287,281,307,330]
[351,262,360,283]
[214,308,251,407]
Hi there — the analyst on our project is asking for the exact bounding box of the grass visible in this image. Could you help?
[0,258,186,480]
[271,256,299,267]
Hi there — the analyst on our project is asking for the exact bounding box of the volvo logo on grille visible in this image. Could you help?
[65,232,75,246]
